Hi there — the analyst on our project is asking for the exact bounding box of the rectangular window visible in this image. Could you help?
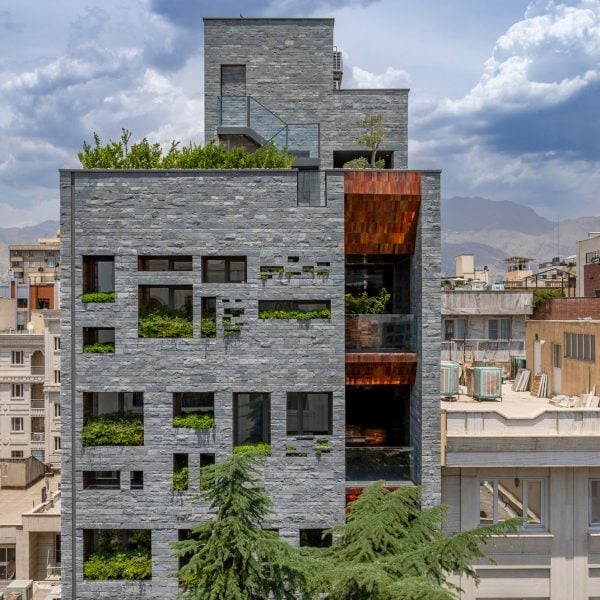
[201,297,217,339]
[138,286,192,314]
[54,436,61,451]
[287,392,332,435]
[202,257,246,283]
[11,351,24,365]
[173,392,214,417]
[16,298,27,309]
[55,534,61,564]
[297,170,323,207]
[11,451,23,458]
[173,454,189,492]
[564,333,596,361]
[233,393,270,445]
[0,546,16,581]
[83,530,151,578]
[82,256,115,293]
[11,384,24,399]
[137,256,193,271]
[83,472,120,490]
[479,479,545,529]
[553,344,561,368]
[590,480,600,526]
[299,529,332,547]
[488,318,512,340]
[443,319,466,341]
[83,327,115,352]
[54,337,61,351]
[54,370,61,384]
[54,403,61,418]
[11,417,24,432]
[131,471,144,490]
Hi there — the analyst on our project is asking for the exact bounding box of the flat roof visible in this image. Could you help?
[0,476,60,526]
[442,382,596,419]
[204,18,335,24]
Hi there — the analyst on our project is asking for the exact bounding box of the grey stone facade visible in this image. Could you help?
[60,17,440,599]
[204,18,408,169]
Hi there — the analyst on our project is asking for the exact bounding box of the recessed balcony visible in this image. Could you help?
[345,446,413,483]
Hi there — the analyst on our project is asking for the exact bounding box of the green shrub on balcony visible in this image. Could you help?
[172,466,189,492]
[232,443,271,457]
[138,308,193,338]
[344,288,390,315]
[82,414,144,446]
[82,291,115,303]
[258,308,331,321]
[172,413,215,430]
[79,130,294,169]
[200,316,216,338]
[83,342,115,354]
[83,550,152,580]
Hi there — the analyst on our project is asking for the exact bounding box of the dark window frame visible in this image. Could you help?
[82,256,115,293]
[137,256,193,272]
[287,392,333,436]
[233,392,271,445]
[202,257,247,283]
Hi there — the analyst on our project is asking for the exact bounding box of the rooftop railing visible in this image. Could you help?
[441,339,525,362]
[218,96,320,159]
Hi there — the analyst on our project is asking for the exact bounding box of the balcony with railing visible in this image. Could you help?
[217,96,320,163]
[31,432,45,443]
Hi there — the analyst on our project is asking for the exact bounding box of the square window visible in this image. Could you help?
[202,257,246,283]
[287,393,332,435]
[233,393,270,445]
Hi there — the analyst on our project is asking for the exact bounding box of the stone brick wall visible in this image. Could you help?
[584,264,600,297]
[410,171,441,507]
[204,19,408,169]
[61,169,346,598]
[532,297,600,320]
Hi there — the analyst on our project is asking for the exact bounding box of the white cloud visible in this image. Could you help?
[351,65,411,88]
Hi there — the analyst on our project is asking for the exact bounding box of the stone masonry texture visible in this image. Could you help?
[60,17,441,599]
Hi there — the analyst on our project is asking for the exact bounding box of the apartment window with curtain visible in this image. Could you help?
[287,392,332,435]
[488,318,512,340]
[233,393,270,445]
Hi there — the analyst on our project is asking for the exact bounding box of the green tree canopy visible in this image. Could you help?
[172,451,308,599]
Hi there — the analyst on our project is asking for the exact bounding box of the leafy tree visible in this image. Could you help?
[343,114,385,168]
[304,484,520,599]
[172,451,308,599]
[532,287,564,309]
[78,129,294,169]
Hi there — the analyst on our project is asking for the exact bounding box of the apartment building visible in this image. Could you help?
[60,17,440,598]
[441,289,532,368]
[9,237,60,284]
[0,308,61,470]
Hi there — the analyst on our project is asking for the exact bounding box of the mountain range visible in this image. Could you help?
[0,198,598,281]
[441,197,600,278]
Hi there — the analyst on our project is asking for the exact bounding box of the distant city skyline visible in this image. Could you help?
[0,0,598,226]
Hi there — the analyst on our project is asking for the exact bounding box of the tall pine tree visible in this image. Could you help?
[172,451,309,599]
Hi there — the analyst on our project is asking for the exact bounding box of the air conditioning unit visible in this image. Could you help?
[473,366,502,401]
[440,361,460,398]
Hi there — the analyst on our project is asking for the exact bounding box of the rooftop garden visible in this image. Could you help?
[78,129,294,169]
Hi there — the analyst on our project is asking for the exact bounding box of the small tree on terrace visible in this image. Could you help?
[172,451,309,599]
[343,113,385,169]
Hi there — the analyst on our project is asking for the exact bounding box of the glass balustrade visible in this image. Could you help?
[345,314,414,352]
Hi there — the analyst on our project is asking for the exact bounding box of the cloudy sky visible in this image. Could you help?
[0,0,598,226]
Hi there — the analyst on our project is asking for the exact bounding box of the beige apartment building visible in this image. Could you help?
[0,308,61,470]
[9,236,60,284]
